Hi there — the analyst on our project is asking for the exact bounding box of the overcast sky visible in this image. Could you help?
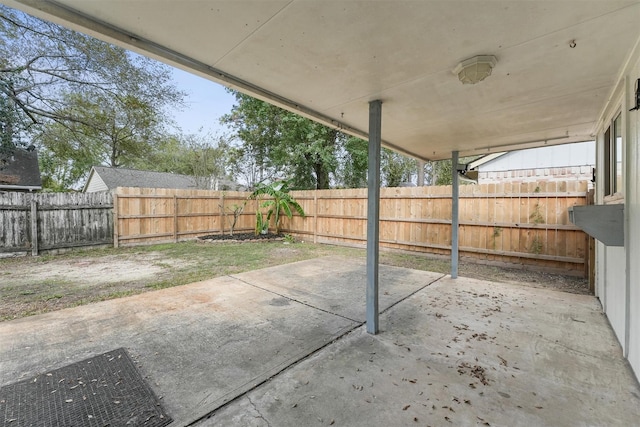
[169,67,237,137]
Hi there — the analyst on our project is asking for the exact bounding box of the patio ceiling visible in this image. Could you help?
[5,0,640,160]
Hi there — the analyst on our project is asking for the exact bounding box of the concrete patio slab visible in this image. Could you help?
[233,256,444,322]
[0,272,360,426]
[0,256,442,426]
[200,276,640,427]
[1,257,639,427]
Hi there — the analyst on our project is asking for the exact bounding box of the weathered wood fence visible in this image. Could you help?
[112,181,589,276]
[0,192,113,255]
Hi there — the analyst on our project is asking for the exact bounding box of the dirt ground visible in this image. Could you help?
[0,242,590,321]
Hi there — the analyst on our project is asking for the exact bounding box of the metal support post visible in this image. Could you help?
[451,150,459,279]
[367,100,382,334]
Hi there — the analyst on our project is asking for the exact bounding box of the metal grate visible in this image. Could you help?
[0,348,172,427]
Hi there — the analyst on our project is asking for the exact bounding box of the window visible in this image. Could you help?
[603,113,622,196]
[614,113,623,193]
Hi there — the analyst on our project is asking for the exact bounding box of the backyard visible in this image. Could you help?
[0,240,589,322]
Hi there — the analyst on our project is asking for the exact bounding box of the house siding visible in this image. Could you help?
[625,40,640,380]
[85,172,108,192]
[596,34,640,380]
[477,142,595,184]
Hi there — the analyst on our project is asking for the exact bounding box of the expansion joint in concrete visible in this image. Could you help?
[379,274,446,316]
[230,275,360,323]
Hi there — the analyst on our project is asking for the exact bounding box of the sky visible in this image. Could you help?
[169,67,237,137]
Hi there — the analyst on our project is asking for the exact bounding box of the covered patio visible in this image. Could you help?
[2,1,640,424]
[1,258,638,426]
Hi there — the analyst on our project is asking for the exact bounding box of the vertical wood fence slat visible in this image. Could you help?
[219,193,225,235]
[0,192,113,255]
[313,191,318,244]
[113,194,119,248]
[173,195,178,243]
[30,200,38,256]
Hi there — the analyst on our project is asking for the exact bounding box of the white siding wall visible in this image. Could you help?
[605,246,626,345]
[626,43,640,379]
[479,142,595,172]
[597,34,640,380]
[84,172,108,193]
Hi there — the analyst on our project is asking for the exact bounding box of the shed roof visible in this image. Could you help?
[0,148,42,191]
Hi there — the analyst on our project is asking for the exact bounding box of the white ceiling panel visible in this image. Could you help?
[5,0,640,159]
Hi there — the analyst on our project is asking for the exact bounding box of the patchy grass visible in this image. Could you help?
[0,241,360,321]
[0,240,588,322]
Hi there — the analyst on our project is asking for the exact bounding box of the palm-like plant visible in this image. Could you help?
[250,180,305,234]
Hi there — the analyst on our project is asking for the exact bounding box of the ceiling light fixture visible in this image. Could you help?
[453,55,498,84]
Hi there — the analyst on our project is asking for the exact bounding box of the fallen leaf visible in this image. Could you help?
[403,404,411,410]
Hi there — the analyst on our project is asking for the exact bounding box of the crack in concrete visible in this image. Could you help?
[247,395,271,427]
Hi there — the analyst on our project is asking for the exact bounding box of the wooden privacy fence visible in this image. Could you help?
[282,181,589,275]
[0,192,113,255]
[114,181,590,276]
[113,187,258,247]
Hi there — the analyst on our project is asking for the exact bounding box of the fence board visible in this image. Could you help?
[0,191,113,254]
[2,181,588,274]
[284,182,588,275]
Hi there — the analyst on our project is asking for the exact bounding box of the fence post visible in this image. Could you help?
[30,199,38,256]
[173,195,178,242]
[113,194,119,248]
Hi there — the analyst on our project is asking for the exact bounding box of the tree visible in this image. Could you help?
[0,6,184,130]
[133,132,232,189]
[0,5,185,186]
[222,91,426,190]
[337,137,369,188]
[250,180,305,234]
[0,73,30,161]
[222,91,343,190]
[381,148,418,187]
[222,92,281,187]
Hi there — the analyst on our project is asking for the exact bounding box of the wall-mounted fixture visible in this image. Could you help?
[630,78,640,111]
[452,55,497,85]
[456,163,478,184]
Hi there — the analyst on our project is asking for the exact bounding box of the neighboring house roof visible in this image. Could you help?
[0,148,42,192]
[83,166,198,192]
